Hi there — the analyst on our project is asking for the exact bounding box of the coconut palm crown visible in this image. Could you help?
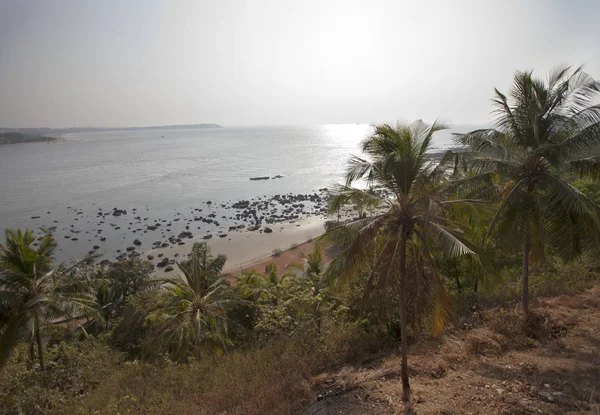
[146,242,238,360]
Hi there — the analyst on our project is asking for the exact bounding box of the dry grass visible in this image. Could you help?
[60,342,314,414]
[55,325,389,415]
[464,328,509,355]
[62,342,312,414]
[304,284,600,415]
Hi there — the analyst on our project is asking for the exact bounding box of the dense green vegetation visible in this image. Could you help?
[1,65,600,414]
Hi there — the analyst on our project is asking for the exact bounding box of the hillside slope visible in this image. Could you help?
[303,285,600,415]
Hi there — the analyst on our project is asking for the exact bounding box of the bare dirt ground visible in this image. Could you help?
[228,238,340,275]
[302,285,600,415]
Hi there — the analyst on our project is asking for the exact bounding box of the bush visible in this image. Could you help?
[0,322,387,415]
[271,248,283,257]
[0,340,122,414]
[110,290,163,358]
[77,325,386,415]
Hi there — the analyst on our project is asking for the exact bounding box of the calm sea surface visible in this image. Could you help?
[0,124,474,262]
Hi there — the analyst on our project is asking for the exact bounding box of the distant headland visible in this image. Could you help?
[0,123,222,145]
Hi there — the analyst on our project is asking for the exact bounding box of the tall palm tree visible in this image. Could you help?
[147,242,238,360]
[456,65,600,314]
[326,120,482,402]
[302,245,332,334]
[85,270,118,333]
[0,229,92,370]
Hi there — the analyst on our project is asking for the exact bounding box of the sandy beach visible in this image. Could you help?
[147,214,331,276]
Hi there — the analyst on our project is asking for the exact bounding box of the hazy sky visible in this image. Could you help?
[1,0,599,128]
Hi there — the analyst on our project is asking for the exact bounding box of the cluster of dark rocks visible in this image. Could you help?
[34,188,333,270]
[249,175,284,181]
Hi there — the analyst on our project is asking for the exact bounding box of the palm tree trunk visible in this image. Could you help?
[34,314,45,371]
[522,231,530,315]
[29,338,35,369]
[398,232,410,402]
[454,274,462,293]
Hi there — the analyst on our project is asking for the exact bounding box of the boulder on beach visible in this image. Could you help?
[133,239,142,246]
[263,227,273,233]
[112,208,127,216]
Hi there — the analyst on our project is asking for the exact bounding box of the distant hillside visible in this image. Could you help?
[0,123,222,136]
[0,132,58,145]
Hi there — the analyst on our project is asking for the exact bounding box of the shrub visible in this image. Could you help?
[0,340,122,414]
[110,290,163,358]
[271,248,283,257]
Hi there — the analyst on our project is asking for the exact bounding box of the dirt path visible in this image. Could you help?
[303,285,600,414]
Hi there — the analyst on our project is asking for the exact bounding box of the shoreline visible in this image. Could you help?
[145,206,382,277]
[146,214,330,276]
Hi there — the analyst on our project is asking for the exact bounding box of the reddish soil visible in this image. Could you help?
[302,285,600,414]
[226,239,339,276]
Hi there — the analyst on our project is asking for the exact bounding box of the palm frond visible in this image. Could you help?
[569,156,600,180]
[0,314,25,369]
